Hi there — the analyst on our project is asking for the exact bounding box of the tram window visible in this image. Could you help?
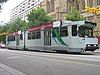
[7,37,9,41]
[9,36,11,41]
[20,34,23,40]
[10,36,12,41]
[36,31,41,39]
[52,30,56,37]
[8,36,11,41]
[72,25,77,36]
[60,27,68,37]
[28,33,31,40]
[32,32,35,39]
[52,28,59,37]
[8,35,15,41]
[11,36,13,41]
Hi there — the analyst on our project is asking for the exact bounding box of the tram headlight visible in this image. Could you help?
[86,44,90,47]
[88,45,90,46]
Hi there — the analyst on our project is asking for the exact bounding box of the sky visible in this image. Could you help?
[0,0,24,24]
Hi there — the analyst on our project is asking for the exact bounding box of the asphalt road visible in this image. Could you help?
[0,49,100,75]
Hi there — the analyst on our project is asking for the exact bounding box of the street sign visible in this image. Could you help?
[85,6,100,15]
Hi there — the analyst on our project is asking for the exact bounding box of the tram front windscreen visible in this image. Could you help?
[78,25,94,38]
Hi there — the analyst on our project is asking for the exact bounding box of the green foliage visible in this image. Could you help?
[0,34,6,42]
[65,7,84,21]
[0,25,6,42]
[0,8,53,42]
[5,18,28,33]
[0,18,28,42]
[0,0,8,3]
[27,8,53,27]
[0,0,8,9]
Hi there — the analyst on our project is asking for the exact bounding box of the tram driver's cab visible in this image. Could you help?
[77,21,99,51]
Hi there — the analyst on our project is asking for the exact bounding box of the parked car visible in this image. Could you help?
[0,44,6,48]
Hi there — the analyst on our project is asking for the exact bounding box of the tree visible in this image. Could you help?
[0,0,8,3]
[0,18,28,42]
[0,25,7,42]
[27,8,53,27]
[0,18,28,33]
[65,7,84,21]
[5,18,28,32]
[66,0,84,21]
[0,0,8,9]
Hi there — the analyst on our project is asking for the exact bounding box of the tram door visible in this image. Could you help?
[16,35,19,47]
[44,30,51,46]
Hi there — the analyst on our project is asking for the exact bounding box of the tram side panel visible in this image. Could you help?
[6,35,17,49]
[18,33,24,50]
[69,25,85,52]
[51,26,71,52]
[51,25,86,52]
[25,31,44,50]
[6,41,16,49]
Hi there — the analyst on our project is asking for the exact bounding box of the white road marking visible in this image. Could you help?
[7,56,20,59]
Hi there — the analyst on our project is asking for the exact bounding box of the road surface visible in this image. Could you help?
[0,49,100,75]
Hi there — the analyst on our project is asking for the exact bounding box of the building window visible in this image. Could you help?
[67,3,71,13]
[81,0,85,10]
[50,0,55,12]
[27,6,30,8]
[87,0,93,7]
[97,0,100,5]
[31,3,34,6]
[38,0,40,2]
[76,2,79,11]
[46,1,50,14]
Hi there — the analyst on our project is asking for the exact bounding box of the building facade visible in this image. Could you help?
[10,0,100,36]
[84,0,100,36]
[10,0,44,21]
[10,0,85,21]
[40,0,85,20]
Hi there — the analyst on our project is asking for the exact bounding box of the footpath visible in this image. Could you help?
[0,67,11,75]
[0,63,26,75]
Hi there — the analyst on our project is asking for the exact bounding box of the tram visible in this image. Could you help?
[6,20,99,53]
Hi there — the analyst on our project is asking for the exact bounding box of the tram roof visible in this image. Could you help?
[28,23,52,32]
[53,20,96,27]
[8,32,18,36]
